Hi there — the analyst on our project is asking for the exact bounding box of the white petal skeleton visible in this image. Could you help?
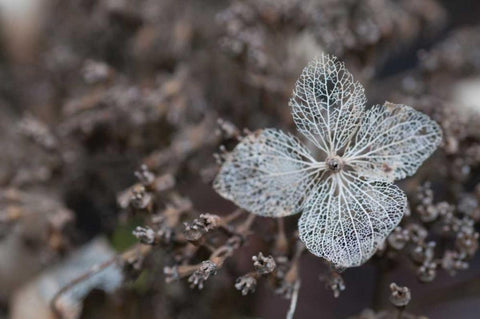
[214,54,442,268]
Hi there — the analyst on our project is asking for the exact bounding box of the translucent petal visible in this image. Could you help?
[289,54,367,155]
[298,172,407,268]
[214,129,325,217]
[343,103,442,182]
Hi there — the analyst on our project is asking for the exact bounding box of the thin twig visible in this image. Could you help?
[286,279,301,319]
[237,213,256,234]
[373,259,387,310]
[275,218,288,255]
[222,209,244,224]
[395,306,405,319]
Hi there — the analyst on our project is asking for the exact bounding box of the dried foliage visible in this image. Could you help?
[1,0,480,319]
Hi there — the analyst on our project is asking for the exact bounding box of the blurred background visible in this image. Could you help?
[1,0,480,318]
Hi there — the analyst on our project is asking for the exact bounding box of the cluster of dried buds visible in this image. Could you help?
[162,214,253,289]
[118,165,244,289]
[0,188,74,252]
[350,282,419,319]
[235,252,277,295]
[118,161,307,308]
[320,271,346,298]
[385,181,479,282]
[216,0,445,89]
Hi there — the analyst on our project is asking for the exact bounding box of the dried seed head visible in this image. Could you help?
[417,261,437,282]
[406,223,428,244]
[456,230,479,257]
[320,271,345,298]
[134,164,155,186]
[389,283,411,307]
[235,274,257,295]
[326,156,344,172]
[252,252,276,275]
[184,213,221,242]
[129,185,152,211]
[411,241,436,263]
[132,226,157,245]
[163,266,179,283]
[441,250,469,275]
[188,260,217,289]
[387,227,409,250]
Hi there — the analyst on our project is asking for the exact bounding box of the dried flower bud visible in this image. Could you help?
[235,274,257,295]
[184,213,221,242]
[406,223,428,244]
[321,271,345,298]
[436,202,454,217]
[82,59,112,84]
[129,185,152,211]
[163,266,180,283]
[134,164,155,186]
[157,225,175,244]
[411,241,436,263]
[389,283,411,307]
[416,182,439,222]
[454,217,475,234]
[188,260,217,289]
[416,182,453,223]
[149,214,175,244]
[252,252,276,275]
[458,194,480,221]
[441,250,469,275]
[217,118,240,139]
[18,114,57,150]
[388,227,409,250]
[417,182,433,202]
[440,212,456,233]
[417,260,437,282]
[417,205,439,222]
[133,226,157,245]
[456,229,479,257]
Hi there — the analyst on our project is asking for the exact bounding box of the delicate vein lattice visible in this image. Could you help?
[289,54,366,154]
[343,103,443,182]
[213,54,442,268]
[298,173,406,267]
[214,129,324,217]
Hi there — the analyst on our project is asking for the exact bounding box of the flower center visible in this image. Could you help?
[326,156,344,172]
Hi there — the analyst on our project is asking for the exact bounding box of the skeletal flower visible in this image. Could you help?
[214,54,442,268]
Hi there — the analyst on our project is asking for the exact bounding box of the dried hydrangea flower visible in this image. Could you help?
[214,54,442,268]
